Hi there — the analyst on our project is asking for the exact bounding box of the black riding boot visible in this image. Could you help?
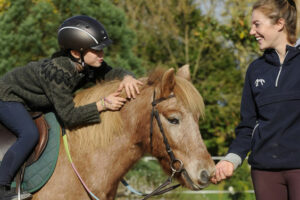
[0,184,31,200]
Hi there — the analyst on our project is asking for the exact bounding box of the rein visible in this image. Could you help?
[62,129,100,200]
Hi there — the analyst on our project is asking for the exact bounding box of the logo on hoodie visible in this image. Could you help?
[255,79,265,87]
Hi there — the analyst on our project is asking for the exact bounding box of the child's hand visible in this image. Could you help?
[104,92,127,110]
[97,92,126,111]
[117,75,143,99]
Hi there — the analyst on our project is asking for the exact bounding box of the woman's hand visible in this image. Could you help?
[118,75,143,99]
[210,160,234,184]
[96,91,126,112]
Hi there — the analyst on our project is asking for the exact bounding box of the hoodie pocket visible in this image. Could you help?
[251,123,260,150]
[251,123,259,139]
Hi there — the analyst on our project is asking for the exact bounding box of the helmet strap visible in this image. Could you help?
[80,51,94,79]
[80,52,85,67]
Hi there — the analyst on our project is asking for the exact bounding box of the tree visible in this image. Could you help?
[0,0,143,75]
[0,0,10,14]
[113,0,202,71]
[220,0,260,76]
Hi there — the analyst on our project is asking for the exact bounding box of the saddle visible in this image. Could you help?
[27,113,50,166]
[0,112,50,166]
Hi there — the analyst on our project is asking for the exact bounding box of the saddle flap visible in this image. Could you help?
[26,114,50,166]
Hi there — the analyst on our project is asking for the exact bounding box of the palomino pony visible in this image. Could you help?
[33,65,215,200]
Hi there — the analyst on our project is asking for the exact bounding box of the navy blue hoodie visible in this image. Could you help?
[227,45,300,170]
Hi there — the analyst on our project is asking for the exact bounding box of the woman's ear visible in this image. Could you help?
[276,18,286,32]
[70,50,81,59]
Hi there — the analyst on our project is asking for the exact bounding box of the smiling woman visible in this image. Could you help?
[212,0,300,200]
[249,0,299,62]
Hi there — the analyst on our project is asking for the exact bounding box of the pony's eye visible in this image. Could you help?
[167,118,179,125]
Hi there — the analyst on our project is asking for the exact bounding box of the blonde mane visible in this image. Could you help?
[67,68,205,150]
[68,80,124,149]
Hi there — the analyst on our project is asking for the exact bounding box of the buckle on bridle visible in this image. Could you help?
[171,159,184,174]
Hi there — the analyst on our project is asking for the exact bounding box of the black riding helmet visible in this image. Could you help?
[57,15,112,52]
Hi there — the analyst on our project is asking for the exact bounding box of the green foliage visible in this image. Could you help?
[221,0,260,75]
[0,0,144,76]
[0,0,58,74]
[187,16,244,155]
[125,159,168,187]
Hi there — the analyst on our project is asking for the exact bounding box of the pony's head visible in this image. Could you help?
[135,65,215,190]
[71,65,215,190]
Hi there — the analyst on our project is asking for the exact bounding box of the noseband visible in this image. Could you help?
[141,91,194,200]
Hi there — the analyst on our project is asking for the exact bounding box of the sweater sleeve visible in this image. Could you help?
[46,79,100,129]
[226,66,258,168]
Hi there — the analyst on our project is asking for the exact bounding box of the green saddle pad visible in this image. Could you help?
[10,112,60,193]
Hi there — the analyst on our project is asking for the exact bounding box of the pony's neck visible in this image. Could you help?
[66,85,153,197]
[69,130,144,197]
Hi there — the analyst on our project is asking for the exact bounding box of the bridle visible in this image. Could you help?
[141,90,196,200]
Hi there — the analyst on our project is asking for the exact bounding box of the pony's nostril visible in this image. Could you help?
[199,170,210,184]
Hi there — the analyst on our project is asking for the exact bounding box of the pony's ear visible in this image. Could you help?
[177,64,191,81]
[161,68,175,98]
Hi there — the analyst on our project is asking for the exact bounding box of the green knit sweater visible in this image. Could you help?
[0,56,132,128]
